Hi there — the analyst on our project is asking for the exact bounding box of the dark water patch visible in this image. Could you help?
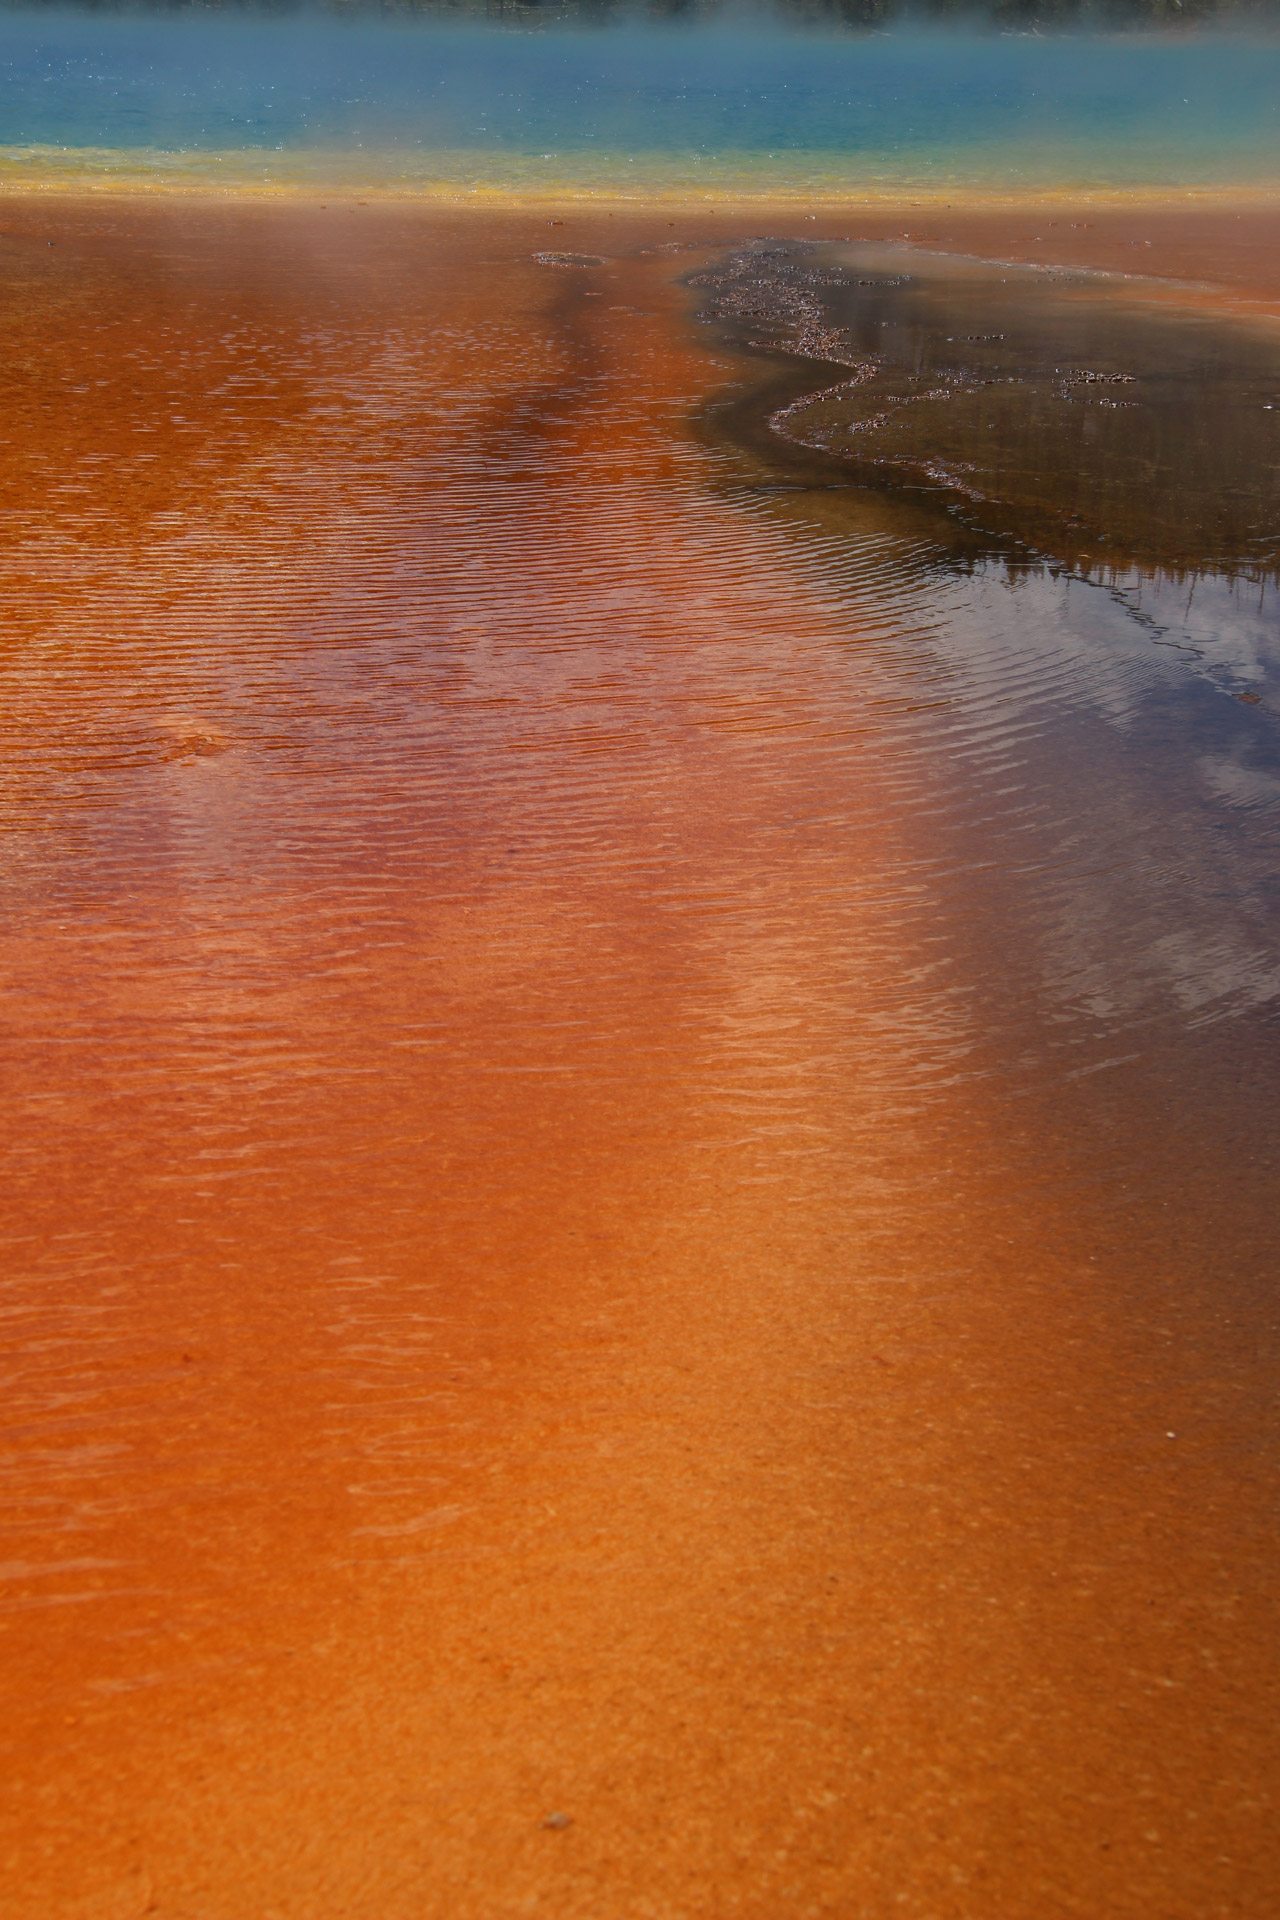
[693,240,1280,585]
[690,234,1280,1020]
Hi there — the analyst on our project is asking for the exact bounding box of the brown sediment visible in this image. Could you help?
[1,196,1278,1919]
[687,234,1280,582]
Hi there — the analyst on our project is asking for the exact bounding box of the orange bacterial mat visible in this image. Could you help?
[1,198,1278,1920]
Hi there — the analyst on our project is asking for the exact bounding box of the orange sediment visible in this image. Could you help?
[1,198,1278,1918]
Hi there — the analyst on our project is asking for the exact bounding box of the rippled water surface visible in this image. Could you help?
[2,200,1279,1917]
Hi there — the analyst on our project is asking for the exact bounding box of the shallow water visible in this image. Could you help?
[1,197,1279,1918]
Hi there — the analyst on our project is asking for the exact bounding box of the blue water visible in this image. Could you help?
[1,9,1279,192]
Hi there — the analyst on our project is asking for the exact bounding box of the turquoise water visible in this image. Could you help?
[2,10,1279,193]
